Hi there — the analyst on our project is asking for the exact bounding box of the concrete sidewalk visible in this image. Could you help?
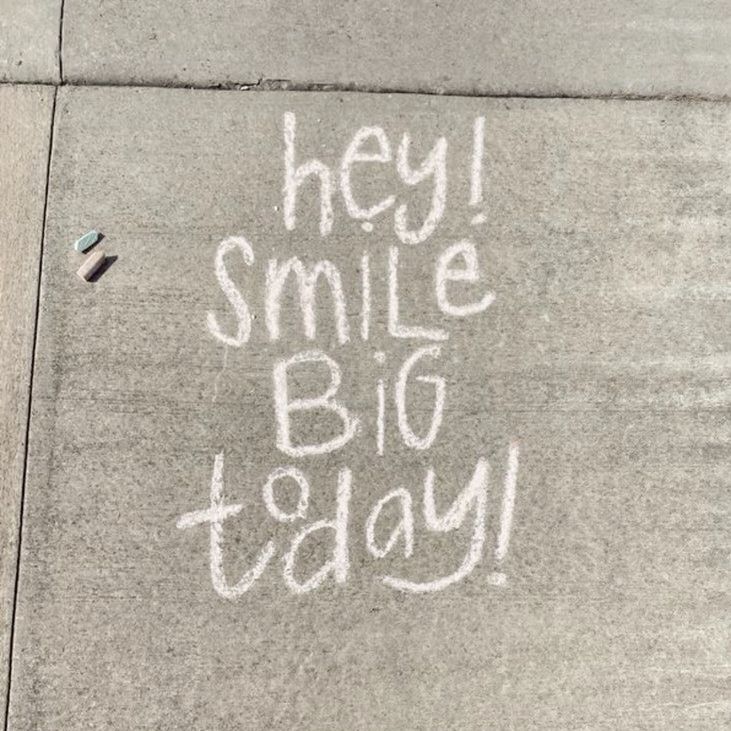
[0,3,729,729]
[0,1,59,83]
[1,85,728,730]
[0,85,53,726]
[2,1,731,95]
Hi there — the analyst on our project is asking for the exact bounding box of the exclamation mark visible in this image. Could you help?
[469,116,487,226]
[487,441,520,586]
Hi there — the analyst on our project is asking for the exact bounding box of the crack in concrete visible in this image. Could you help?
[2,86,59,731]
[2,77,729,103]
[58,0,66,84]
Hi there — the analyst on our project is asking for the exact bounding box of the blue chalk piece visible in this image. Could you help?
[74,230,99,253]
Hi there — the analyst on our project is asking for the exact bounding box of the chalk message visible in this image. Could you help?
[177,114,521,596]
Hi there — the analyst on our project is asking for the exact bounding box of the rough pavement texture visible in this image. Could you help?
[0,0,60,82]
[61,1,731,96]
[0,84,54,726]
[7,86,730,729]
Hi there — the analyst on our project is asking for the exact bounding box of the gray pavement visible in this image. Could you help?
[57,1,731,95]
[0,85,54,727]
[0,2,730,729]
[1,1,731,95]
[5,86,730,729]
[0,1,60,83]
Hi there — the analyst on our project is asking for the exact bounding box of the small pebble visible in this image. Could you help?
[74,230,99,253]
[77,249,106,281]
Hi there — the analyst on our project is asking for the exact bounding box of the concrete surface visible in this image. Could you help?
[62,1,731,96]
[7,86,730,729]
[0,0,60,83]
[0,84,54,726]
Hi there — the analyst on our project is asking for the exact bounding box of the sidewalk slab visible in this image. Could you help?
[0,84,54,725]
[8,86,731,729]
[0,0,60,82]
[62,1,731,96]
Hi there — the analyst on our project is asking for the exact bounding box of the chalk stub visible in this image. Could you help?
[77,249,106,281]
[74,230,99,253]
